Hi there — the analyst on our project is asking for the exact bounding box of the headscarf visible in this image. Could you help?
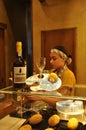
[50,45,72,65]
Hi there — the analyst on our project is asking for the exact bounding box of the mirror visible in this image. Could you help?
[32,0,86,97]
[32,0,86,84]
[0,0,86,97]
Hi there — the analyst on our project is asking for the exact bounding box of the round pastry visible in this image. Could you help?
[48,114,60,127]
[45,128,54,130]
[29,113,43,125]
[19,124,32,130]
[48,73,58,83]
[67,117,79,130]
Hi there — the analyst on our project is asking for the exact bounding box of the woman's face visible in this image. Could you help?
[50,52,65,70]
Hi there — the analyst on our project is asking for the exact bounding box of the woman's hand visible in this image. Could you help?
[57,86,72,96]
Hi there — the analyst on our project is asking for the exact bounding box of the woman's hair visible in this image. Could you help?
[50,45,72,65]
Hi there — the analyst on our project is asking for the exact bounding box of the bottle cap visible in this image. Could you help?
[16,41,22,53]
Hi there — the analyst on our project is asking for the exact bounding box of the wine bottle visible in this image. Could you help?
[13,41,27,89]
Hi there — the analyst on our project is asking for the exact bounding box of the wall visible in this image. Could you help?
[0,0,15,86]
[3,0,28,59]
[32,0,86,84]
[75,84,86,97]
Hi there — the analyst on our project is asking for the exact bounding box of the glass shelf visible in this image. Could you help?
[0,85,86,129]
[0,85,86,101]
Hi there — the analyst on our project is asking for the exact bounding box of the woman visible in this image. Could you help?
[50,45,76,96]
[29,46,76,106]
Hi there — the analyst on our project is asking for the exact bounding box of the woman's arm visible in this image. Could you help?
[27,86,73,106]
[57,85,73,96]
[28,95,64,106]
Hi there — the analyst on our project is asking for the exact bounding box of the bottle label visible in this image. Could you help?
[14,66,26,83]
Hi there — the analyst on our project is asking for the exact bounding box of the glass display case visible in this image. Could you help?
[0,85,86,130]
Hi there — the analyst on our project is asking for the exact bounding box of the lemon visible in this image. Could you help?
[48,72,58,83]
[67,117,79,130]
[29,113,43,125]
[45,128,54,130]
[48,114,60,127]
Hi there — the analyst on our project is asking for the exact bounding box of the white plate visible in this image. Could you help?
[26,74,48,85]
[26,74,62,91]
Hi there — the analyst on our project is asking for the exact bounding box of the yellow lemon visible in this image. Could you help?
[48,73,58,83]
[45,128,54,130]
[48,114,60,127]
[67,117,79,130]
[29,113,43,125]
[19,124,32,130]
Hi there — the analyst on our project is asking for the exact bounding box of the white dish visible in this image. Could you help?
[26,74,47,85]
[26,73,62,91]
[57,109,84,115]
[56,100,84,115]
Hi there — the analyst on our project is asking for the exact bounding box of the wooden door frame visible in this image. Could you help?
[41,28,77,79]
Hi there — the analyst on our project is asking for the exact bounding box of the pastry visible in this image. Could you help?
[48,73,58,83]
[48,114,60,127]
[19,124,32,130]
[29,113,43,125]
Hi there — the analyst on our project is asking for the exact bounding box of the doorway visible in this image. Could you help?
[41,28,77,78]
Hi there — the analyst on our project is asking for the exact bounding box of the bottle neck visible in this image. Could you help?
[17,51,22,57]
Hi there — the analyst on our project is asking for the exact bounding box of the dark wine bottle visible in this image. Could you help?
[13,41,27,89]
